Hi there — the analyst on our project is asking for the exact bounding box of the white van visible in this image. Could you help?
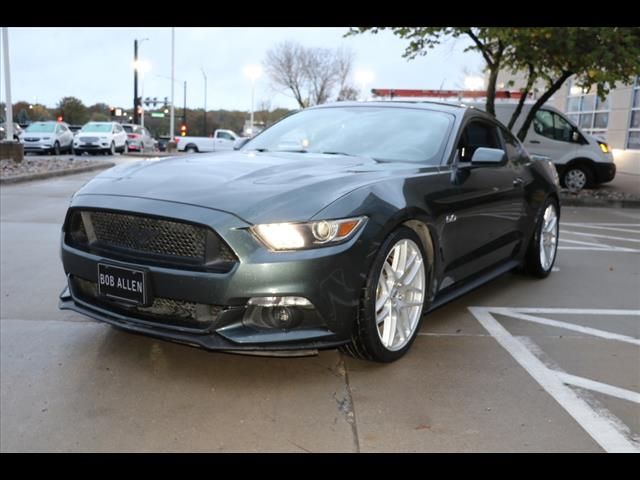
[462,102,616,190]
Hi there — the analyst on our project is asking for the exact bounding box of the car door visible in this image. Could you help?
[437,117,528,286]
[523,108,578,163]
[215,131,236,150]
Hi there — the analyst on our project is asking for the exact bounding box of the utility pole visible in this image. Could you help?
[183,80,187,127]
[2,28,14,142]
[170,28,175,139]
[133,39,139,125]
[201,68,207,136]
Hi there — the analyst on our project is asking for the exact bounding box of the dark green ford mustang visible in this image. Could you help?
[59,102,560,362]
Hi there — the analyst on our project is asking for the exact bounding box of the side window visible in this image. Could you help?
[457,120,500,162]
[552,112,574,142]
[500,127,528,165]
[218,131,234,141]
[533,110,574,143]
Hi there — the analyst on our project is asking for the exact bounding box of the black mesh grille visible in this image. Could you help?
[71,276,223,330]
[66,209,237,270]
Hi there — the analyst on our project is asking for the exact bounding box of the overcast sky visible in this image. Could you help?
[2,27,485,112]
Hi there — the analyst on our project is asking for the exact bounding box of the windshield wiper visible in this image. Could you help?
[319,151,354,156]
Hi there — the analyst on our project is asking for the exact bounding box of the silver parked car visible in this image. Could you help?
[0,122,24,141]
[20,121,74,155]
[122,124,156,153]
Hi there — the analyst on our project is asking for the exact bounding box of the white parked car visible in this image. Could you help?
[176,129,239,153]
[74,122,128,155]
[20,121,74,155]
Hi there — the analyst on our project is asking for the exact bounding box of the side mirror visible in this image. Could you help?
[471,147,506,164]
[572,130,580,143]
[233,137,251,150]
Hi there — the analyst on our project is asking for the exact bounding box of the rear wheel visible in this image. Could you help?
[186,145,198,153]
[341,227,428,362]
[525,198,559,278]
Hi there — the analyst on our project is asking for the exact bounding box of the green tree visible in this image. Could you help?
[17,109,30,125]
[348,27,640,140]
[57,96,89,124]
[31,104,51,121]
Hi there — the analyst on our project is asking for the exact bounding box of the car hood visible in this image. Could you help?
[76,151,437,224]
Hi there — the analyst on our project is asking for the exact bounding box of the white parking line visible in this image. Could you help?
[562,223,640,227]
[561,230,640,243]
[488,308,640,346]
[469,306,640,453]
[558,237,640,253]
[560,224,640,235]
[556,372,640,404]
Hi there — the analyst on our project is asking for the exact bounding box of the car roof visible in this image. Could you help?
[309,100,468,115]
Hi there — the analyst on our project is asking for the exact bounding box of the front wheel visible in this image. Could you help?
[561,165,593,191]
[524,198,559,278]
[108,142,115,156]
[52,141,60,156]
[341,227,428,362]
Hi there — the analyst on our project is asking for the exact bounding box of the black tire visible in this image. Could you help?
[53,141,60,156]
[340,226,429,363]
[107,142,115,156]
[561,164,593,191]
[524,198,559,278]
[186,145,198,153]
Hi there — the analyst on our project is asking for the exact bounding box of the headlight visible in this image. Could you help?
[251,216,366,251]
[598,141,610,154]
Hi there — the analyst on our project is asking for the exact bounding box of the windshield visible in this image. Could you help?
[81,123,112,133]
[122,125,134,133]
[25,122,56,133]
[243,106,453,164]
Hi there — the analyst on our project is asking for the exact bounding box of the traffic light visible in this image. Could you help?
[57,115,63,122]
[180,124,187,137]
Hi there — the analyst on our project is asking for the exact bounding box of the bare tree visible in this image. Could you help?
[264,41,308,108]
[264,41,356,108]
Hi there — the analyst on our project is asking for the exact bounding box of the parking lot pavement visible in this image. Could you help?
[1,174,638,452]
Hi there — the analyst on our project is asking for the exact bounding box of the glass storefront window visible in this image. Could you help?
[594,112,609,129]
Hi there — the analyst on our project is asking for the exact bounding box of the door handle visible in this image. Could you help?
[529,140,541,144]
[513,177,525,187]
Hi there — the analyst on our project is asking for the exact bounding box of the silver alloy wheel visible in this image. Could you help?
[564,168,587,191]
[375,238,425,351]
[539,204,558,272]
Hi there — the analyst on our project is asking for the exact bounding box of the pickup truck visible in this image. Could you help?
[176,129,241,153]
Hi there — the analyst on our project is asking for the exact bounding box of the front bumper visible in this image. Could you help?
[59,194,370,352]
[593,162,616,184]
[22,142,54,151]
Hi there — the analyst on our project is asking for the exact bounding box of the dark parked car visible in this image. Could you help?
[59,102,560,362]
[156,135,172,152]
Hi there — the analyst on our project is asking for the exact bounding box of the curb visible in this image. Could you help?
[560,195,640,209]
[0,162,115,185]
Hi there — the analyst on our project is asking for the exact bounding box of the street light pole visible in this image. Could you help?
[183,80,187,127]
[2,28,14,142]
[133,39,138,125]
[133,37,149,125]
[201,68,207,136]
[170,27,175,139]
[250,78,255,134]
[243,65,262,136]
